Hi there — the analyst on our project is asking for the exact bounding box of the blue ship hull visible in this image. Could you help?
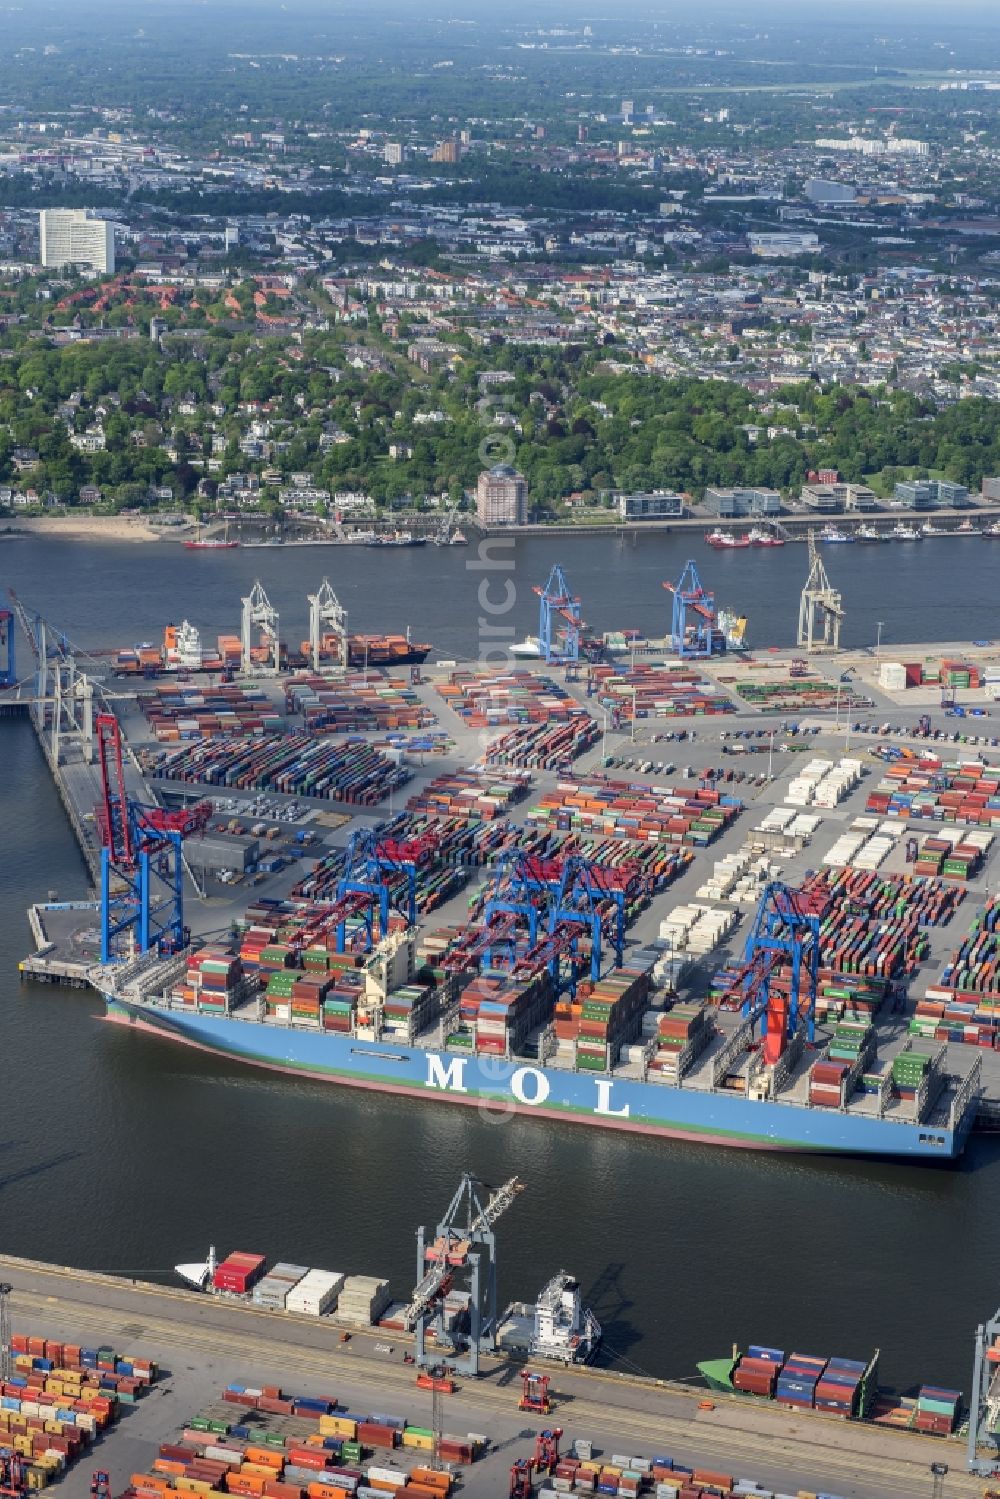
[102,995,967,1159]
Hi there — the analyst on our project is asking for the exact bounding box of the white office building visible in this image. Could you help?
[39,210,115,274]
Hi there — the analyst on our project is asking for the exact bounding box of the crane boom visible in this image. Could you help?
[404,1176,522,1326]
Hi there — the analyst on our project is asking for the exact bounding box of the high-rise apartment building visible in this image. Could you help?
[39,210,115,274]
[476,465,528,526]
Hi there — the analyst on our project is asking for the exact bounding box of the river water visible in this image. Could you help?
[2,530,997,1393]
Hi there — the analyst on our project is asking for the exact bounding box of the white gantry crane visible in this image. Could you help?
[797,530,844,652]
[307,579,348,672]
[241,580,280,675]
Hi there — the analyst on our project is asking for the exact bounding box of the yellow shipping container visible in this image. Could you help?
[176,1480,216,1495]
[400,1432,434,1452]
[13,1436,33,1457]
[43,1421,63,1435]
[25,1468,48,1491]
[318,1416,357,1439]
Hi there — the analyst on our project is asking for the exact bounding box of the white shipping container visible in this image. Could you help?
[285,1268,345,1316]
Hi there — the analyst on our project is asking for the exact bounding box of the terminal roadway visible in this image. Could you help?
[0,1255,981,1499]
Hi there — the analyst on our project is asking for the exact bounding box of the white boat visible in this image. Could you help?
[511,636,543,659]
[954,519,981,535]
[819,525,854,544]
[891,522,921,540]
[920,521,945,537]
[176,1245,217,1291]
[856,525,882,543]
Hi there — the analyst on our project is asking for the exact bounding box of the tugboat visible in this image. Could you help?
[819,524,854,544]
[890,521,922,540]
[748,527,785,548]
[856,524,882,543]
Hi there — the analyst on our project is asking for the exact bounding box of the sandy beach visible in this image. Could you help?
[0,515,162,544]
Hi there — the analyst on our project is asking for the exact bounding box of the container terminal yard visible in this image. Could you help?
[7,562,1000,1155]
[9,558,1000,1486]
[0,1243,996,1499]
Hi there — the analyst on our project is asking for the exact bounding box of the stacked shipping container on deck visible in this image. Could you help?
[552,968,652,1071]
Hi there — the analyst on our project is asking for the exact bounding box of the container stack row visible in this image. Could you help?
[912,828,991,880]
[404,770,531,823]
[589,663,736,720]
[436,670,586,726]
[801,868,964,978]
[483,716,600,769]
[735,674,859,713]
[785,757,861,809]
[121,1385,462,1499]
[292,846,469,917]
[6,1334,158,1492]
[867,757,1000,827]
[659,904,738,958]
[284,674,437,734]
[157,734,410,807]
[526,777,741,848]
[140,685,283,742]
[920,895,1000,1042]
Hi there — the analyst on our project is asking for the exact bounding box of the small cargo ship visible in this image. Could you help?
[366,532,428,549]
[347,633,431,668]
[697,1343,960,1437]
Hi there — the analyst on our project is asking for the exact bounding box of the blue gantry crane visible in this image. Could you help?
[735,881,825,1058]
[0,607,14,690]
[96,714,212,963]
[332,825,435,948]
[440,848,642,998]
[534,565,584,664]
[663,560,722,659]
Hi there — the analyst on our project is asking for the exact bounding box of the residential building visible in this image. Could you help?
[431,139,461,165]
[384,143,404,166]
[476,464,528,526]
[615,489,683,520]
[39,209,115,273]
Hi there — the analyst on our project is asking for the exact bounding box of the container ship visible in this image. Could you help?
[93,928,979,1160]
[696,1342,961,1436]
